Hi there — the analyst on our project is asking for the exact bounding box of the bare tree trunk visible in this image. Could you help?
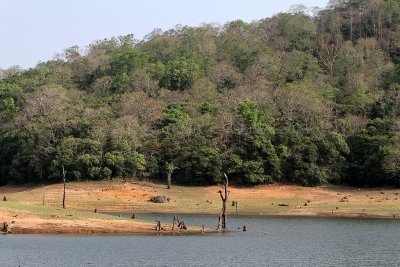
[218,173,229,230]
[165,162,176,189]
[172,215,176,230]
[62,165,67,209]
[167,171,172,189]
[216,215,222,230]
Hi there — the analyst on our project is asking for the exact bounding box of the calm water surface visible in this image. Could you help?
[1,214,399,266]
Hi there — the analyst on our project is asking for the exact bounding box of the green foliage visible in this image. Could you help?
[2,3,400,187]
[278,13,317,51]
[222,40,259,72]
[229,100,280,185]
[198,101,214,114]
[228,154,271,184]
[276,129,332,186]
[0,83,25,121]
[346,119,400,186]
[159,104,191,127]
[159,56,202,90]
[108,47,149,93]
[281,50,321,83]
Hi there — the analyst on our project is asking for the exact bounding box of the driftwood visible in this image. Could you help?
[278,203,289,207]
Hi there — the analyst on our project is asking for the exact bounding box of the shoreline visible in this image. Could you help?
[2,181,400,234]
[1,209,398,236]
[0,208,216,235]
[3,210,398,236]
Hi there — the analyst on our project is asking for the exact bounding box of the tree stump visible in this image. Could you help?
[3,196,7,201]
[94,208,97,213]
[172,215,176,230]
[177,221,187,230]
[131,214,135,219]
[1,222,8,232]
[155,220,165,231]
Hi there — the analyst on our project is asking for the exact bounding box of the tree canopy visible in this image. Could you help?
[2,0,400,187]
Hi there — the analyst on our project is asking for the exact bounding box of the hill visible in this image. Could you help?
[1,0,400,187]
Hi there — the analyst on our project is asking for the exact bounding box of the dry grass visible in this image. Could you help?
[2,181,400,217]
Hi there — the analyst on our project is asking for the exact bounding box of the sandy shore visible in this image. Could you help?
[0,208,212,235]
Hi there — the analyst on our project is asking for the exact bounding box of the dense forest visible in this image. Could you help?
[1,0,400,187]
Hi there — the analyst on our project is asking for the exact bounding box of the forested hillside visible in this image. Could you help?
[1,0,400,187]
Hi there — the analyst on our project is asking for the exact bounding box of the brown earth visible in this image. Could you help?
[1,181,400,234]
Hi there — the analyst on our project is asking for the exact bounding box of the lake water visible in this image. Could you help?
[1,213,400,266]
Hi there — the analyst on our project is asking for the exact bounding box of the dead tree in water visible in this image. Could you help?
[62,165,67,209]
[217,173,229,230]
